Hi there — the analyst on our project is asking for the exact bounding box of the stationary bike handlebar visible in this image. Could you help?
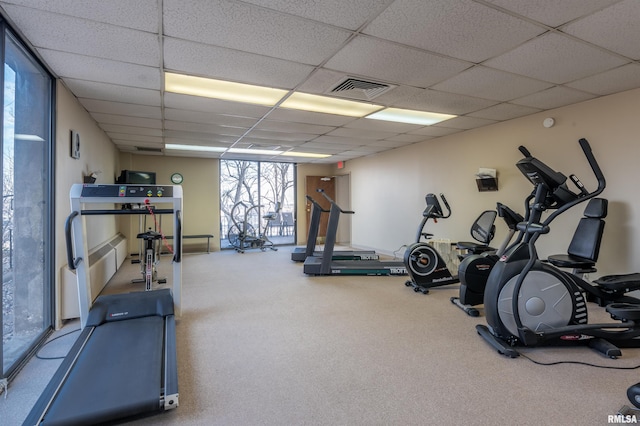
[438,193,452,219]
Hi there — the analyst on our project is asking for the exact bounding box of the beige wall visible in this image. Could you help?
[119,154,220,252]
[55,81,120,324]
[340,88,640,278]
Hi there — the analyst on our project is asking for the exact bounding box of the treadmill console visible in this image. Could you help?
[81,184,174,198]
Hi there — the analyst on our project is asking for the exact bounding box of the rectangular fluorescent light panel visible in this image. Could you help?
[280,151,331,158]
[165,143,227,152]
[229,147,283,155]
[280,92,383,117]
[165,72,288,106]
[366,107,456,126]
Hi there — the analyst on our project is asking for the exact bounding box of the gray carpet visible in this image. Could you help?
[2,247,639,425]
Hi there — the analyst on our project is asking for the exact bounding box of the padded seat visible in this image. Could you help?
[547,198,607,271]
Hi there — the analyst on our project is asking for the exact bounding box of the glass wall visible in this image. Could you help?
[1,27,54,381]
[220,160,295,249]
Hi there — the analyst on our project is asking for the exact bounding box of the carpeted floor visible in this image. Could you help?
[2,247,639,425]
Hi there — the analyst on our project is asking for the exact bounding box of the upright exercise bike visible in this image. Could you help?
[227,201,279,253]
[477,138,640,358]
[404,193,459,294]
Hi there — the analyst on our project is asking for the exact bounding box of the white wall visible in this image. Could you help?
[340,88,640,278]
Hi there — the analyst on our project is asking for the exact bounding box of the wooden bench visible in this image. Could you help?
[165,234,214,253]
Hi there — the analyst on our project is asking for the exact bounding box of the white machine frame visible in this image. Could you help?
[68,184,183,328]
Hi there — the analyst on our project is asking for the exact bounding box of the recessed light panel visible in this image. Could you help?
[165,72,288,106]
[366,107,456,125]
[280,92,383,117]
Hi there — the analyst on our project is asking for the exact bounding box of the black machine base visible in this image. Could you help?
[476,324,520,358]
[450,296,480,317]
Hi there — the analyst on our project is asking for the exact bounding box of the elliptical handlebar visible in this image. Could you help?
[518,145,532,157]
[578,137,606,195]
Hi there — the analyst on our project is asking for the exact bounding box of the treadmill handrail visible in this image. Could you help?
[65,211,82,270]
[305,195,330,213]
[174,210,182,263]
[316,188,354,214]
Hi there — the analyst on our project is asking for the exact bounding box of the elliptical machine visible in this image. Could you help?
[404,193,459,294]
[451,202,524,316]
[477,138,640,358]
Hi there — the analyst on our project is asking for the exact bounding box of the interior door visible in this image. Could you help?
[305,176,335,242]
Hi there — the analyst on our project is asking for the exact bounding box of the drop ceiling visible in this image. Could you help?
[0,0,638,163]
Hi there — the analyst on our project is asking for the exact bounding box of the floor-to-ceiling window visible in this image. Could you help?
[1,25,54,384]
[220,160,295,250]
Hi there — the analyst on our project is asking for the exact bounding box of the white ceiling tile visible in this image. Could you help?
[240,0,393,30]
[326,127,399,140]
[363,0,545,62]
[511,86,596,109]
[79,99,161,119]
[391,88,499,115]
[467,103,542,121]
[164,135,237,146]
[164,109,259,128]
[408,126,462,137]
[38,49,160,89]
[483,0,620,28]
[99,124,163,137]
[163,0,352,65]
[325,36,472,87]
[254,120,336,135]
[366,138,421,147]
[2,5,159,66]
[433,66,553,101]
[105,133,163,144]
[562,0,640,60]
[64,79,160,106]
[245,129,318,142]
[313,135,371,146]
[163,93,270,118]
[566,64,640,96]
[345,117,422,133]
[163,38,313,89]
[436,116,497,130]
[380,134,430,144]
[164,120,247,137]
[0,0,159,31]
[484,32,629,84]
[90,113,162,129]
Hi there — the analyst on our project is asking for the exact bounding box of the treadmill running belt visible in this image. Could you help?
[42,316,164,425]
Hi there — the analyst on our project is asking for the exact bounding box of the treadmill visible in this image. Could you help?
[24,184,182,425]
[291,194,378,262]
[303,191,407,276]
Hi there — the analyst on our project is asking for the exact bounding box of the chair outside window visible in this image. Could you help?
[281,212,294,236]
